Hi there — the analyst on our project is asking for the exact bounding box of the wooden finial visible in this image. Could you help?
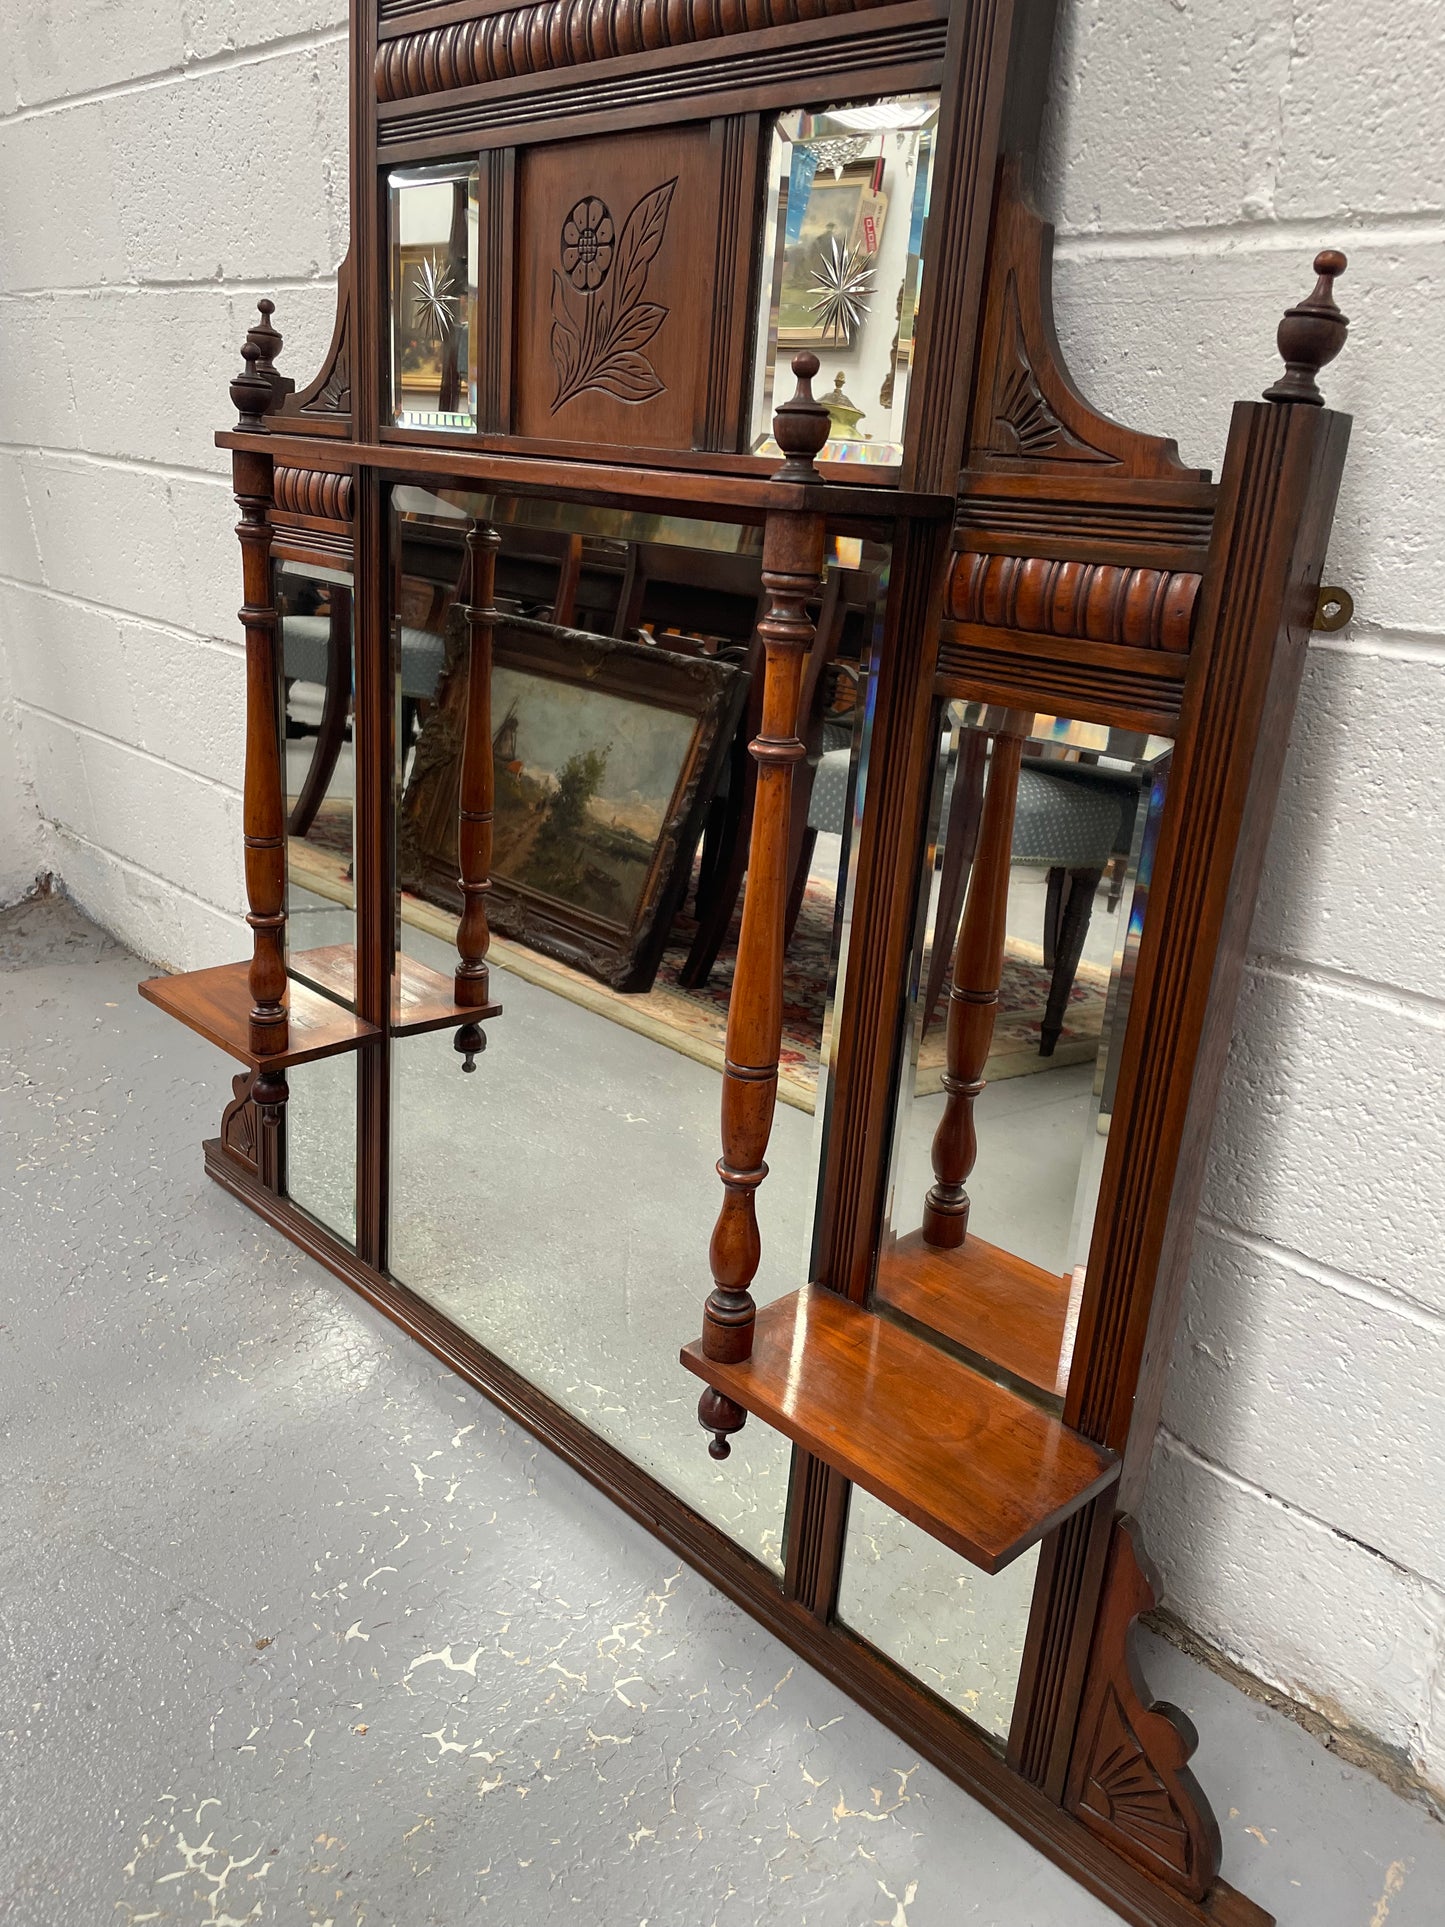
[249,297,284,387]
[1263,249,1348,406]
[230,339,272,430]
[230,298,294,428]
[771,351,832,482]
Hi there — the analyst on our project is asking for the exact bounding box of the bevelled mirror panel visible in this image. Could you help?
[279,559,357,1001]
[389,160,478,432]
[383,482,888,1573]
[749,93,940,466]
[872,703,1171,1408]
[837,1488,1038,1738]
[285,1053,358,1250]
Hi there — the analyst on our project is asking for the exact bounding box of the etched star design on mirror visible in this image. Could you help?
[412,255,459,342]
[807,236,875,346]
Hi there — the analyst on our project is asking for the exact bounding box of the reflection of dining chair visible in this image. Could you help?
[495,526,585,626]
[922,729,1144,1054]
[612,541,764,651]
[283,586,352,837]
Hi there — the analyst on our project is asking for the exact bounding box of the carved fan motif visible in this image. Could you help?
[550,179,676,412]
[991,277,1111,464]
[1066,1519,1222,1901]
[221,1070,259,1174]
[1081,1685,1200,1866]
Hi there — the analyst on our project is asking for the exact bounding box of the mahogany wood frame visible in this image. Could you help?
[137,4,1354,1923]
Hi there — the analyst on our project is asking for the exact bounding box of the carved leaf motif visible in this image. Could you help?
[549,270,582,398]
[588,350,666,403]
[606,301,667,358]
[611,179,675,314]
[551,178,676,413]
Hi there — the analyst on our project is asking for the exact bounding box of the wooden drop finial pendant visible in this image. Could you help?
[1263,249,1348,406]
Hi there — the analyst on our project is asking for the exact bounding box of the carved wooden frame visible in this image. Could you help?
[133,4,1355,1924]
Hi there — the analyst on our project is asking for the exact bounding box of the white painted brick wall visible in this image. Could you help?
[0,4,348,960]
[1040,0,1445,1795]
[0,0,1440,1800]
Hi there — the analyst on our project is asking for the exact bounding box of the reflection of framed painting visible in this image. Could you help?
[778,163,888,345]
[405,616,748,994]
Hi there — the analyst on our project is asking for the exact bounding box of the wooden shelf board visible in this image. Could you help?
[875,1229,1075,1400]
[681,1286,1117,1574]
[139,959,376,1068]
[290,945,503,1037]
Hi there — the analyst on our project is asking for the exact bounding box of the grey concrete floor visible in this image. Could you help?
[2,894,1443,1926]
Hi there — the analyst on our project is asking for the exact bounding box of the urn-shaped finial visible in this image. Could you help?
[230,299,292,429]
[230,339,272,430]
[771,351,832,483]
[1263,250,1348,406]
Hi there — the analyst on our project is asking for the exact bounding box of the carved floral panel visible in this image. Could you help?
[513,125,721,451]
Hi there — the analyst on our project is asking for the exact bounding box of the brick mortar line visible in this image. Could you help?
[0,571,243,657]
[0,440,229,487]
[45,818,242,932]
[1242,949,1445,1031]
[1311,624,1445,665]
[0,275,338,301]
[1055,210,1445,261]
[0,26,348,127]
[1195,1213,1445,1338]
[1153,1428,1445,1598]
[17,697,243,804]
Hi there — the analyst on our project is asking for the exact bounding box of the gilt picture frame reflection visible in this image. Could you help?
[485,619,747,994]
[777,161,888,346]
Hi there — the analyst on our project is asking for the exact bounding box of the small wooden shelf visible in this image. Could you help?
[874,1229,1079,1400]
[681,1286,1117,1573]
[290,945,503,1037]
[139,959,376,1068]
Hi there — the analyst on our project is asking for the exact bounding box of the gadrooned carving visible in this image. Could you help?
[550,179,675,412]
[948,549,1200,652]
[273,466,355,523]
[374,0,897,104]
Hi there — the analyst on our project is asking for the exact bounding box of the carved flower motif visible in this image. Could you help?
[561,198,615,290]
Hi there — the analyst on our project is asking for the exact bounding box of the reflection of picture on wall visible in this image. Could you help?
[490,664,697,928]
[777,163,888,342]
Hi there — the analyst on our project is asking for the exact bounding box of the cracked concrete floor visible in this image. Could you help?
[2,894,1442,1927]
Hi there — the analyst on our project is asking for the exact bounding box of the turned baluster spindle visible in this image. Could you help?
[230,305,290,1065]
[454,519,501,1072]
[1262,249,1348,407]
[922,711,1031,1249]
[698,352,830,1460]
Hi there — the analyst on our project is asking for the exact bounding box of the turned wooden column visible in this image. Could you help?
[453,518,500,1072]
[229,304,291,1068]
[698,353,831,1460]
[921,709,1031,1248]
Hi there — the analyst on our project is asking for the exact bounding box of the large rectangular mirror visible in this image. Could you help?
[383,482,888,1573]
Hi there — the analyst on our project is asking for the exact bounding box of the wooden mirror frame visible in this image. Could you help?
[138,4,1353,1922]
